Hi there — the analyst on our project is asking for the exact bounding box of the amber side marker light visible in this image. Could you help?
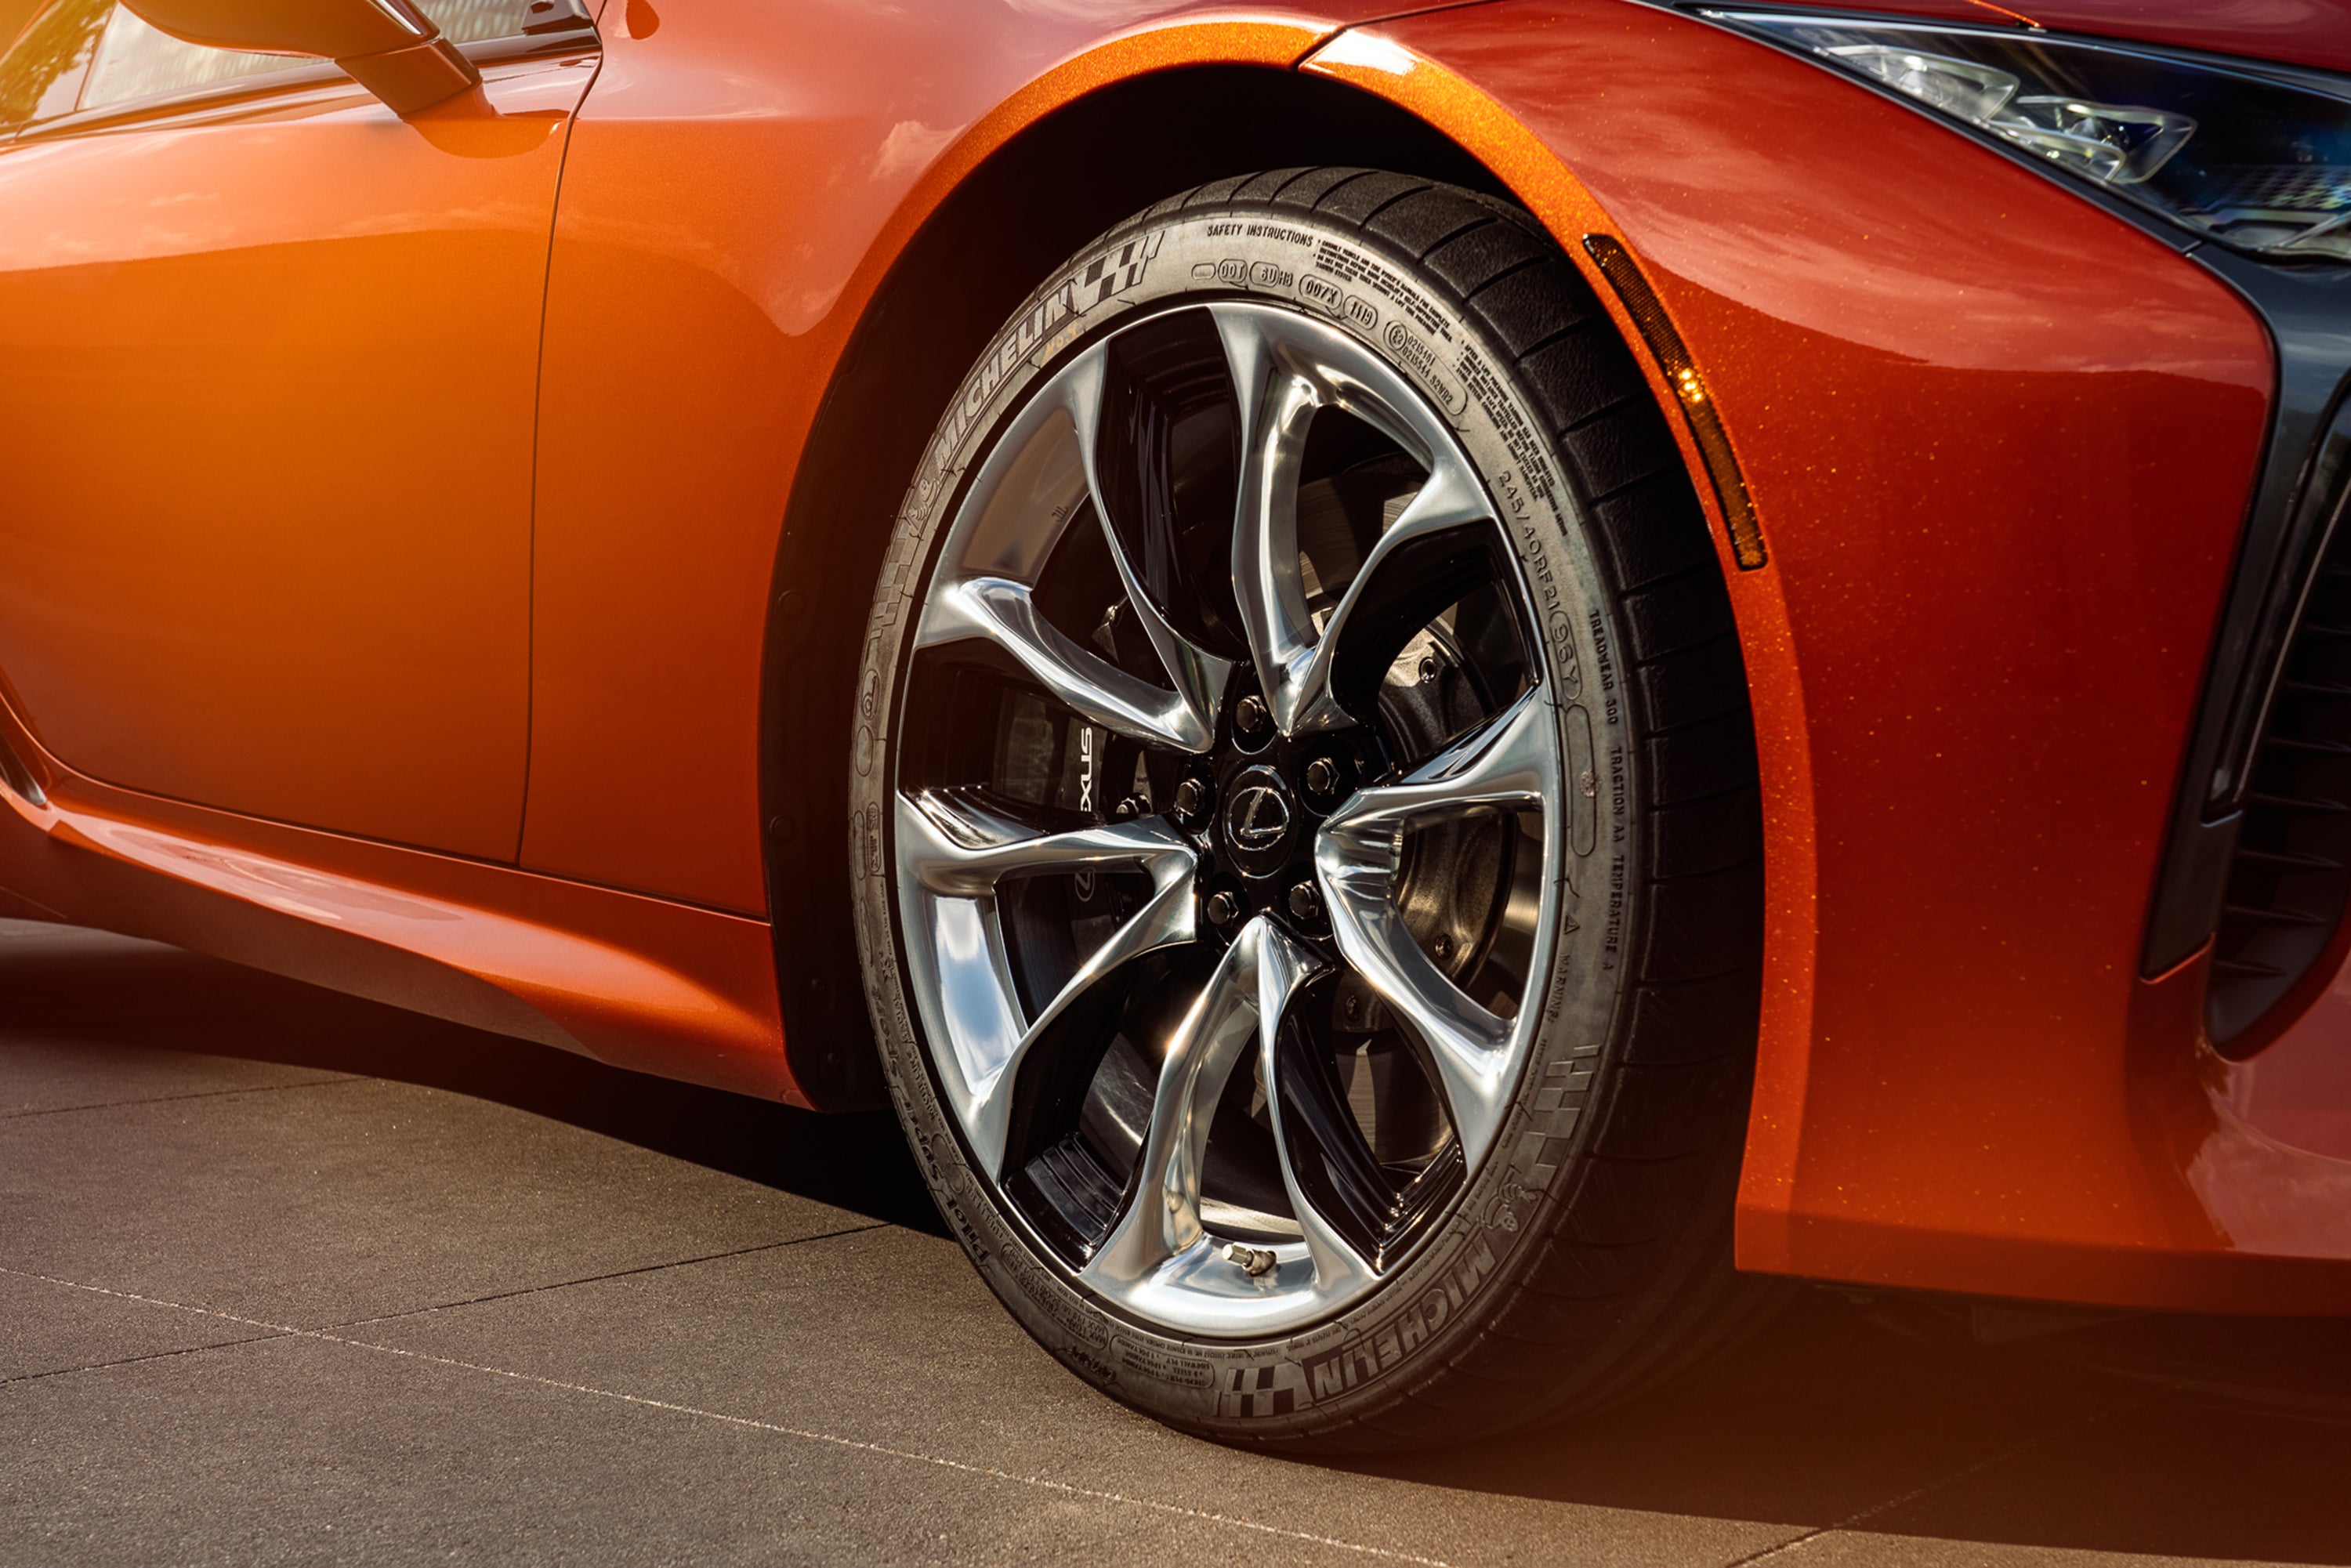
[1582,234,1768,570]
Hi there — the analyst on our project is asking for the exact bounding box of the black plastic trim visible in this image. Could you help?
[2144,267,2351,980]
[2202,456,2351,1045]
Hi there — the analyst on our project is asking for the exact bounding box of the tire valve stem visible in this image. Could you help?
[1226,1243,1277,1277]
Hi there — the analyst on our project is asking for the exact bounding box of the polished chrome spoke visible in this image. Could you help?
[916,576,1213,751]
[1255,975,1380,1302]
[1061,348,1234,745]
[916,347,1230,752]
[896,790,1197,1179]
[1085,926,1268,1287]
[1218,307,1323,734]
[1212,302,1499,738]
[899,787,1195,899]
[1302,454,1494,717]
[1314,690,1561,1168]
[1080,917,1364,1333]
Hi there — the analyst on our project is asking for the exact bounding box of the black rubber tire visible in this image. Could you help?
[851,168,1767,1451]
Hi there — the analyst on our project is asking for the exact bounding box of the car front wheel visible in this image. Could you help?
[851,169,1766,1450]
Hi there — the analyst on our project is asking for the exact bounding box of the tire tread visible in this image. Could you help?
[1198,172,1770,1448]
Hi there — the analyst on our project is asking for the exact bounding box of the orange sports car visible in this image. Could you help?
[4,0,2348,1448]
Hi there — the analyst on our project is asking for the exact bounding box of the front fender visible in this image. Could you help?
[1309,2,2351,1313]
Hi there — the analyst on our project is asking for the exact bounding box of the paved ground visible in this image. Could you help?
[3,917,2349,1566]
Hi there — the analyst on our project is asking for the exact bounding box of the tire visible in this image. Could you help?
[850,168,1766,1450]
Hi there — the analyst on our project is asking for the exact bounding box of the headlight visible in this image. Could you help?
[1704,9,2351,263]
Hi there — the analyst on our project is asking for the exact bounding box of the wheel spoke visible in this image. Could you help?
[1061,348,1234,746]
[1313,689,1559,1168]
[1083,917,1335,1293]
[1300,453,1494,720]
[1216,306,1324,733]
[915,346,1229,753]
[1212,303,1498,737]
[896,790,1197,1179]
[1257,972,1381,1297]
[915,575,1213,752]
[900,787,1194,895]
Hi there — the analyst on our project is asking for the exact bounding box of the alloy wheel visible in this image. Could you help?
[891,300,1564,1338]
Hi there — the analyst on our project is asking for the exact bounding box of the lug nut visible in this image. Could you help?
[1303,756,1342,802]
[1287,881,1322,921]
[1234,693,1271,740]
[1204,889,1243,925]
[1172,777,1208,824]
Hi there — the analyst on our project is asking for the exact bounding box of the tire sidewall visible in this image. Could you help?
[850,198,1642,1440]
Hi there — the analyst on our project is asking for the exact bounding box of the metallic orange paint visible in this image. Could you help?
[3,0,2348,1314]
[0,696,794,1098]
[519,5,1429,911]
[1316,5,2351,1313]
[0,50,595,862]
[0,3,1461,1090]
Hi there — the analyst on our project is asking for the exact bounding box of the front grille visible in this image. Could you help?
[2209,513,2351,1048]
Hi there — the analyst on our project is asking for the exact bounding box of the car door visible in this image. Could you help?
[0,0,598,861]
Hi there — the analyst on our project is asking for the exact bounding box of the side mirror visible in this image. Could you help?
[119,0,482,118]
